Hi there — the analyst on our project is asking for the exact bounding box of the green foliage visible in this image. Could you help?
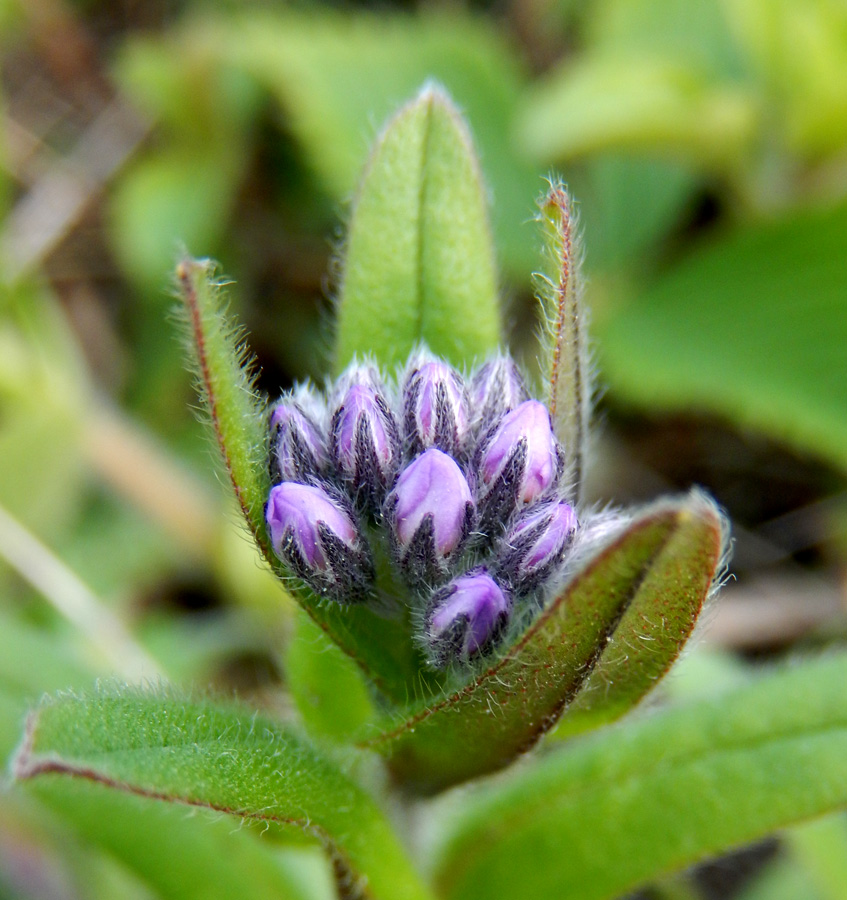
[13,687,433,900]
[5,2,847,895]
[364,493,723,793]
[537,183,589,498]
[336,85,501,372]
[176,258,269,540]
[216,10,539,279]
[433,653,847,900]
[285,609,376,742]
[598,201,847,472]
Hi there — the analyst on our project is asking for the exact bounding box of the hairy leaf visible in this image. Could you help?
[537,183,590,500]
[177,258,432,703]
[362,492,724,793]
[335,85,501,372]
[13,688,433,900]
[433,653,847,900]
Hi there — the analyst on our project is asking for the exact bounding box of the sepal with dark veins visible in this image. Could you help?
[329,368,401,514]
[385,448,475,586]
[494,499,578,598]
[266,481,374,603]
[402,357,470,459]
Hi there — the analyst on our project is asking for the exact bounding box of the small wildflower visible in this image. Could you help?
[329,367,400,512]
[385,448,475,585]
[269,392,327,484]
[265,481,374,603]
[402,356,470,458]
[476,400,562,537]
[425,568,510,667]
[470,355,528,431]
[264,353,577,664]
[496,500,578,597]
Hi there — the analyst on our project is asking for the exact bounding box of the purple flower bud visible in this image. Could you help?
[425,568,510,667]
[266,482,374,603]
[402,358,470,458]
[475,400,562,537]
[386,449,474,584]
[470,356,529,431]
[269,395,327,484]
[496,500,578,596]
[329,369,400,512]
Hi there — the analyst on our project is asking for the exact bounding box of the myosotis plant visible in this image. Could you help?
[12,85,847,900]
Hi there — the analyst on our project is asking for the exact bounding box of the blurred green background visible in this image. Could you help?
[1,1,847,898]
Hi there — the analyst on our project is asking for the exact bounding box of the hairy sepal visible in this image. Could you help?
[360,491,725,794]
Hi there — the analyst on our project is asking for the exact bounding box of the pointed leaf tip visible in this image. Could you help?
[363,492,726,794]
[538,182,589,501]
[335,85,501,373]
[175,256,269,547]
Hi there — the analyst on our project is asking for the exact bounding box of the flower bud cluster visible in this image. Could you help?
[264,351,578,669]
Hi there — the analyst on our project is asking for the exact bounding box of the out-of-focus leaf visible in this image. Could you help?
[109,148,244,294]
[214,10,539,280]
[110,36,259,294]
[788,815,847,900]
[336,85,500,371]
[588,0,743,76]
[725,0,847,157]
[571,155,700,271]
[177,260,432,703]
[737,855,824,900]
[0,611,94,716]
[286,609,376,742]
[0,282,88,538]
[363,493,723,794]
[13,688,434,900]
[597,202,847,473]
[433,653,847,900]
[519,56,758,169]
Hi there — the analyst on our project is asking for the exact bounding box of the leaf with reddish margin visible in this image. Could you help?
[12,688,435,900]
[361,491,725,794]
[176,258,435,704]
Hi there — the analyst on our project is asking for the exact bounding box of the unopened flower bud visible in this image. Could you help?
[402,357,469,458]
[385,448,474,584]
[496,500,578,596]
[269,394,327,484]
[330,368,400,512]
[471,356,529,431]
[425,568,510,667]
[476,400,562,536]
[265,482,374,603]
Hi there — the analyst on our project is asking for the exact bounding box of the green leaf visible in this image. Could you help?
[537,183,590,500]
[0,616,327,900]
[362,493,724,793]
[570,154,700,272]
[26,778,333,900]
[111,148,243,294]
[286,608,376,742]
[0,280,89,538]
[433,653,847,900]
[335,85,501,371]
[177,259,427,703]
[787,815,847,900]
[176,258,269,543]
[216,10,539,280]
[518,56,757,169]
[12,688,434,900]
[597,202,847,473]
